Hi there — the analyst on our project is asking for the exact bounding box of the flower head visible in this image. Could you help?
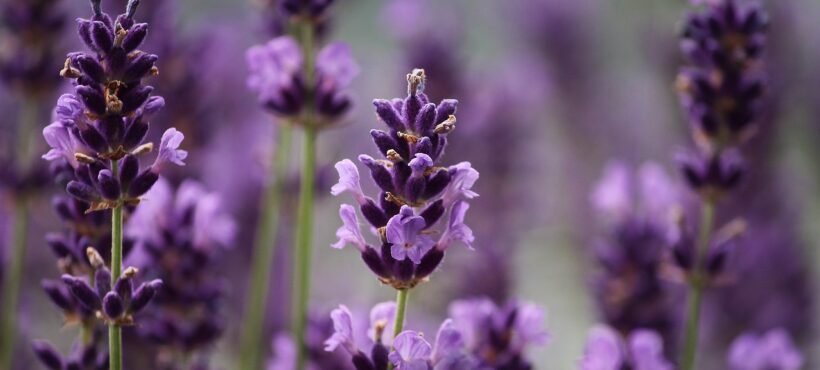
[330,69,478,289]
[728,329,803,370]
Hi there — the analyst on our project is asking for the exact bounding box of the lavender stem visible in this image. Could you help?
[292,18,318,370]
[387,288,410,370]
[681,200,716,370]
[292,126,317,370]
[109,159,123,370]
[239,123,293,370]
[0,97,38,370]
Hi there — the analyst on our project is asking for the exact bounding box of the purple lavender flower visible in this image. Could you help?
[331,69,478,290]
[41,0,186,211]
[32,339,109,370]
[589,162,683,349]
[448,298,549,369]
[60,249,161,325]
[246,36,359,125]
[124,179,234,367]
[579,325,674,370]
[727,328,803,370]
[0,0,66,95]
[676,0,767,150]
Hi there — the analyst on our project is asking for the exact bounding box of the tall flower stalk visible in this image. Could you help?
[37,0,186,368]
[330,69,478,369]
[673,0,768,368]
[0,0,66,365]
[243,1,357,367]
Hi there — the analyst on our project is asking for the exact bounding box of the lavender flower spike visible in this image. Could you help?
[727,329,803,370]
[246,35,358,126]
[330,68,478,289]
[580,324,673,370]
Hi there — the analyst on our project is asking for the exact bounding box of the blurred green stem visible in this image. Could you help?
[386,289,410,370]
[292,126,317,370]
[681,200,715,370]
[238,123,292,370]
[109,160,123,370]
[292,17,318,370]
[0,97,38,370]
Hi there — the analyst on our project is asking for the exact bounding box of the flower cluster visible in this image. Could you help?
[322,298,548,370]
[727,328,803,370]
[0,0,66,95]
[125,179,235,367]
[42,0,186,212]
[331,69,478,289]
[60,248,161,326]
[675,0,768,198]
[448,298,549,369]
[246,36,359,127]
[32,339,109,370]
[580,325,673,370]
[589,162,682,348]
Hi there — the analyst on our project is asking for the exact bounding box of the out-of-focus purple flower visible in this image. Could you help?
[246,36,358,125]
[727,329,803,370]
[124,179,234,366]
[0,0,66,95]
[589,162,683,351]
[448,298,548,368]
[32,339,109,370]
[579,325,674,370]
[331,69,478,290]
[383,0,463,101]
[676,0,768,150]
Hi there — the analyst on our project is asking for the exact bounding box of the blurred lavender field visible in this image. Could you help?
[2,0,820,369]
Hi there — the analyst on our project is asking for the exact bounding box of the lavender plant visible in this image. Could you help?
[242,1,359,368]
[588,162,683,352]
[331,68,477,368]
[0,0,67,365]
[321,298,547,370]
[673,0,768,368]
[125,179,235,369]
[579,325,674,370]
[726,328,803,370]
[38,0,186,368]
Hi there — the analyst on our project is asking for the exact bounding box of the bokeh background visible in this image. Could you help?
[2,0,819,368]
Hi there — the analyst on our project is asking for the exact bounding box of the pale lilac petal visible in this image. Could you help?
[431,319,463,364]
[580,325,624,370]
[514,302,550,347]
[390,331,432,369]
[332,204,367,251]
[591,161,632,219]
[442,162,479,206]
[331,159,366,204]
[316,42,360,88]
[438,201,474,251]
[368,301,397,344]
[628,330,672,370]
[153,128,187,171]
[324,305,356,354]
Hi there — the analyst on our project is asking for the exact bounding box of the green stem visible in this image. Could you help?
[109,160,123,370]
[680,200,716,370]
[386,289,410,370]
[0,201,29,370]
[0,97,38,370]
[292,127,317,370]
[238,123,293,370]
